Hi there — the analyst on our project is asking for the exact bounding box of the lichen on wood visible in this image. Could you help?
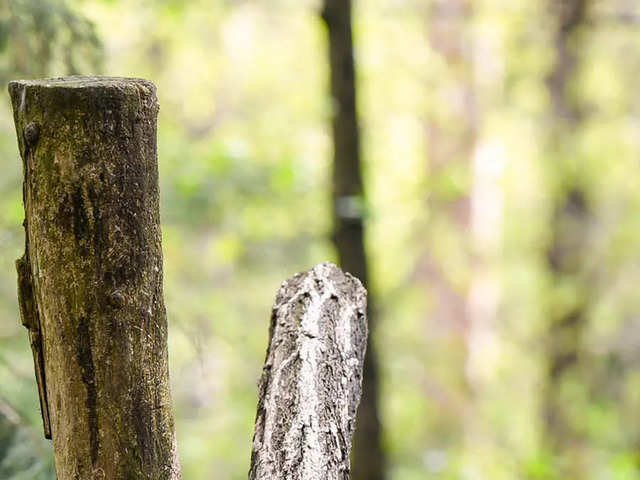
[9,76,181,479]
[249,263,368,480]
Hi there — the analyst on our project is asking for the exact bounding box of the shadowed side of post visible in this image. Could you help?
[249,263,368,480]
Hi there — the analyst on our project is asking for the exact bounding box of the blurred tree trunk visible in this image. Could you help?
[9,77,181,480]
[418,0,477,455]
[321,2,385,480]
[423,0,476,333]
[543,0,591,472]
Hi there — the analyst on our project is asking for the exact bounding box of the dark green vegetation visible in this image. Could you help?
[1,0,640,479]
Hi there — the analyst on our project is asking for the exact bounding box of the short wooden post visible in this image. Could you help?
[249,263,368,480]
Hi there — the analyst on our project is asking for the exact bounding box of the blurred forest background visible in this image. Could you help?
[1,0,640,479]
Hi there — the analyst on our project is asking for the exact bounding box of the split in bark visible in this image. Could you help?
[249,263,368,480]
[9,76,181,480]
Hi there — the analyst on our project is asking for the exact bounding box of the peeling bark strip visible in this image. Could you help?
[9,76,181,480]
[249,263,368,480]
[16,253,51,439]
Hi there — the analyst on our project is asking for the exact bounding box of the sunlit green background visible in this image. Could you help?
[1,0,640,479]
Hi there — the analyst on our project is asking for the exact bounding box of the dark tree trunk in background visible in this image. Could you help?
[249,263,368,480]
[544,0,590,470]
[321,2,385,480]
[9,76,181,480]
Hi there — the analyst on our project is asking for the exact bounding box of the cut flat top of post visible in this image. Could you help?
[8,75,155,90]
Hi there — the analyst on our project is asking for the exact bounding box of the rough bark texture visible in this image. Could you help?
[9,76,181,480]
[249,263,367,480]
[321,3,385,480]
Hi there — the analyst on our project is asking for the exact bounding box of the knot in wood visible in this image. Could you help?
[108,291,125,309]
[24,122,41,149]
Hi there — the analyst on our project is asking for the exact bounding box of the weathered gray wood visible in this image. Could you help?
[9,76,181,479]
[249,263,368,480]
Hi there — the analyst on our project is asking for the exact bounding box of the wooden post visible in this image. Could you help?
[9,76,181,479]
[249,263,368,480]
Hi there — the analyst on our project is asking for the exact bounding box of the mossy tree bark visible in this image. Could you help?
[321,2,385,480]
[9,76,181,480]
[249,263,368,480]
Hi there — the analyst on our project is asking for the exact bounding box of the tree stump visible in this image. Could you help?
[249,263,368,480]
[9,76,181,480]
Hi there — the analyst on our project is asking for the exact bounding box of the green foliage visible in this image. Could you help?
[0,0,102,80]
[0,416,54,480]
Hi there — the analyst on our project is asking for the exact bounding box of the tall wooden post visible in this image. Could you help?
[9,76,181,480]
